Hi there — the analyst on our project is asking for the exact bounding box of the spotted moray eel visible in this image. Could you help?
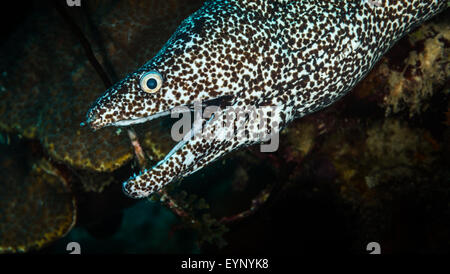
[86,0,447,198]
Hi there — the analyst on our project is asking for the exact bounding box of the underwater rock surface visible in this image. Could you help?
[0,144,76,253]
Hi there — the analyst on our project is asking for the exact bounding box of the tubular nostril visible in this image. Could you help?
[84,108,100,129]
[81,112,93,127]
[122,182,133,197]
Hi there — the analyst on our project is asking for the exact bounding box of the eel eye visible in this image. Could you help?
[139,71,163,93]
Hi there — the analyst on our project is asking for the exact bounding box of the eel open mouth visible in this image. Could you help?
[83,95,233,173]
[84,94,233,130]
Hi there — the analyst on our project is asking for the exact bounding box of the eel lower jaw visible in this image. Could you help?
[122,110,212,198]
[122,133,191,199]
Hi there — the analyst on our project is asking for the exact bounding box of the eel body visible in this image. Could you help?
[85,0,448,198]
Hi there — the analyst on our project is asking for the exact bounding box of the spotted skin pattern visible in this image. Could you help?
[86,0,447,198]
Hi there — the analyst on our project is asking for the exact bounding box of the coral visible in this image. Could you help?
[0,157,76,253]
[168,192,229,249]
[320,118,436,203]
[281,120,317,163]
[353,18,450,117]
[365,119,435,168]
[75,170,116,193]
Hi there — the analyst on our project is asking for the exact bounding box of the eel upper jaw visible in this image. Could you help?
[84,109,171,131]
[86,94,232,130]
[109,110,171,127]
